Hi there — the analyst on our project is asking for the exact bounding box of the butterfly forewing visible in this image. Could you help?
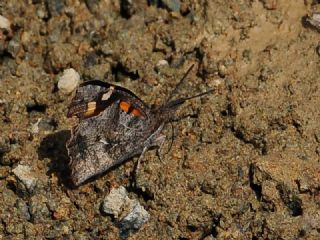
[66,81,155,185]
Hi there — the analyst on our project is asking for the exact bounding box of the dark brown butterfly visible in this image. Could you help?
[66,65,212,186]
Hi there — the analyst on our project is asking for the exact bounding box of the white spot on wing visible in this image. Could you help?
[101,86,115,101]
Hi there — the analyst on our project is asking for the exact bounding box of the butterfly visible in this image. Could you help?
[66,65,212,186]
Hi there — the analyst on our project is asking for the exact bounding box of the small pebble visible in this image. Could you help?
[0,15,10,30]
[161,0,181,12]
[156,59,169,68]
[12,165,37,191]
[36,8,47,19]
[120,204,150,231]
[155,59,169,73]
[57,68,80,94]
[101,186,150,236]
[101,186,128,218]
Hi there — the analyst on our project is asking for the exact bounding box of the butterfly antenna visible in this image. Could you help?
[167,122,175,154]
[182,89,214,101]
[165,88,214,109]
[167,64,195,102]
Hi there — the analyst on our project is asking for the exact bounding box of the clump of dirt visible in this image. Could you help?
[0,0,320,239]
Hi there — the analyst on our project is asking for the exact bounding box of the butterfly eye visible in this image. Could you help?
[119,101,143,117]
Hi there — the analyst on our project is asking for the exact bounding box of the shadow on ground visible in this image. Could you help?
[38,130,73,188]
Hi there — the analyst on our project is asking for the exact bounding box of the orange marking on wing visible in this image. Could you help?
[120,101,131,113]
[119,101,143,117]
[131,108,143,116]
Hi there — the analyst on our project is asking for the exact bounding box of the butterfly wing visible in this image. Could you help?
[67,81,155,186]
[67,80,147,119]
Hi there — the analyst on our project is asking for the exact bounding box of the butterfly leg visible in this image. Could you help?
[134,134,165,178]
[131,147,149,187]
[135,146,148,175]
[155,134,166,160]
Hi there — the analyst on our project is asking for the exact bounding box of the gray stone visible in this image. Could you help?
[101,186,150,237]
[161,0,181,12]
[120,204,150,230]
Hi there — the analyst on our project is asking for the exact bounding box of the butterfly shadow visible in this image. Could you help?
[37,130,74,189]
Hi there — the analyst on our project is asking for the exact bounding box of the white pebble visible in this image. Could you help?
[156,59,169,67]
[58,68,80,94]
[12,165,37,191]
[102,186,129,218]
[0,15,10,30]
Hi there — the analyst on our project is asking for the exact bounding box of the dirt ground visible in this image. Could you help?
[0,0,320,239]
